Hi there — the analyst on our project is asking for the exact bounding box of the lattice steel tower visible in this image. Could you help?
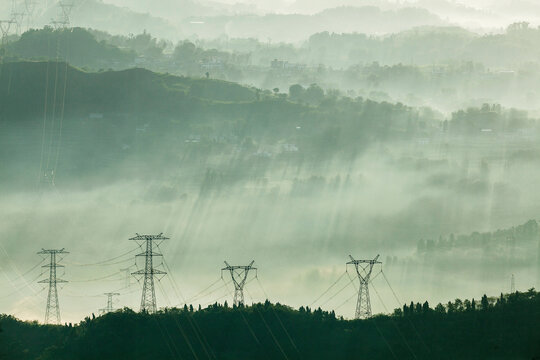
[511,274,516,293]
[222,260,256,306]
[130,233,168,313]
[120,267,132,288]
[37,248,69,324]
[347,254,381,319]
[100,292,120,314]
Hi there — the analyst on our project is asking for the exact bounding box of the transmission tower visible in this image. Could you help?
[10,12,24,35]
[120,267,132,288]
[511,274,515,293]
[347,254,381,320]
[99,292,120,314]
[23,0,37,31]
[0,19,15,48]
[37,248,69,324]
[130,233,168,314]
[51,1,73,29]
[222,260,256,306]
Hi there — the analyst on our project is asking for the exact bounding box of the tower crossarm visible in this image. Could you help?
[131,269,167,275]
[129,233,169,241]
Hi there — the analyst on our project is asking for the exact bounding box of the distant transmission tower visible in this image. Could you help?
[51,1,73,28]
[37,248,69,324]
[130,233,168,314]
[347,254,381,319]
[23,0,37,31]
[99,292,120,314]
[0,19,15,50]
[10,11,24,35]
[120,267,132,288]
[511,274,515,293]
[222,260,256,306]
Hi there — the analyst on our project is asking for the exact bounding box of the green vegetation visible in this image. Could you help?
[5,27,135,69]
[417,219,539,254]
[1,290,539,359]
[0,61,435,188]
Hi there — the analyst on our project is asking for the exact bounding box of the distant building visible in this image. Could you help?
[271,59,306,71]
[282,143,299,152]
[185,134,201,143]
[200,57,224,71]
[89,113,104,119]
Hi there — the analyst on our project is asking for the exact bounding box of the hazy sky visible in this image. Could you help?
[3,0,540,325]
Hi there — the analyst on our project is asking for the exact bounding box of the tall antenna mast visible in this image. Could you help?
[37,248,69,324]
[130,233,168,314]
[347,254,381,319]
[222,260,256,306]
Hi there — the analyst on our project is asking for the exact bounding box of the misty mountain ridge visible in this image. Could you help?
[179,6,446,42]
[36,2,447,41]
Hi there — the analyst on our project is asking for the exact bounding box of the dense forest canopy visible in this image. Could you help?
[1,290,539,359]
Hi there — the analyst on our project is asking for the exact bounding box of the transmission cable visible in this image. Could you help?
[319,273,356,307]
[70,271,123,283]
[381,271,433,356]
[256,276,301,356]
[309,271,347,307]
[160,256,215,360]
[67,248,139,267]
[371,281,418,359]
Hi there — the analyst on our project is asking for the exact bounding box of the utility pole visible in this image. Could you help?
[130,233,168,314]
[37,248,69,324]
[511,274,515,293]
[99,292,120,314]
[222,260,256,306]
[347,254,381,320]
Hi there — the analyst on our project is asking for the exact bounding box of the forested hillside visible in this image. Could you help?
[0,61,434,189]
[1,290,539,360]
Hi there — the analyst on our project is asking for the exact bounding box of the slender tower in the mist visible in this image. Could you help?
[130,233,168,314]
[99,292,120,314]
[347,255,381,319]
[222,261,256,306]
[38,248,69,324]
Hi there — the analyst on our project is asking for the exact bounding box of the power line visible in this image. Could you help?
[159,255,217,360]
[371,281,418,360]
[68,248,139,267]
[309,271,347,307]
[255,276,301,357]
